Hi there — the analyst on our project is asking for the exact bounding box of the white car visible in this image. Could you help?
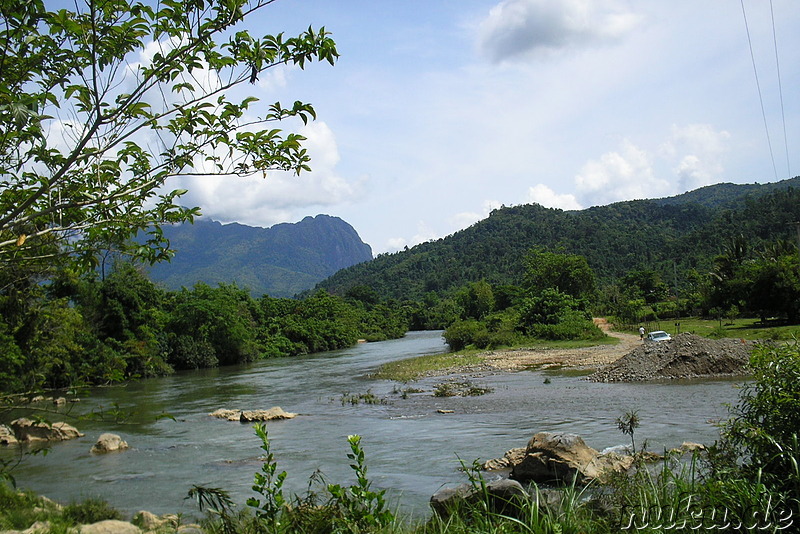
[646,330,672,342]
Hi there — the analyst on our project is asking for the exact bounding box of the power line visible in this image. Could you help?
[769,0,791,177]
[740,0,778,181]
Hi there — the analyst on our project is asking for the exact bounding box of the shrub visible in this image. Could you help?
[443,320,485,351]
[723,341,800,489]
[62,497,122,524]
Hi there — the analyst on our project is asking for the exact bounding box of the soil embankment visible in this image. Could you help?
[588,333,754,382]
[430,320,755,381]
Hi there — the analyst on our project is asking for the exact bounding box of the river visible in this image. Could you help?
[3,331,744,522]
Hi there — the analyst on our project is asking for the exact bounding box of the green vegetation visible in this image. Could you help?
[0,261,410,394]
[432,380,492,398]
[318,179,800,304]
[637,316,800,341]
[0,0,337,275]
[372,352,485,382]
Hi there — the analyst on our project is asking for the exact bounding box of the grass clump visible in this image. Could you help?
[62,497,122,524]
[433,381,492,398]
[0,484,124,533]
[372,352,485,382]
[340,390,386,405]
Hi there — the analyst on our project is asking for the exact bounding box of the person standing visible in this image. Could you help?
[639,326,645,341]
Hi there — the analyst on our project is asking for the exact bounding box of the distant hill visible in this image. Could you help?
[315,177,800,301]
[147,215,373,297]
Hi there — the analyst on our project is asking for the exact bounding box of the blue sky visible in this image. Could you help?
[175,0,800,254]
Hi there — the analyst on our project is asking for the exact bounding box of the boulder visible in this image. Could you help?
[176,525,205,533]
[9,418,83,443]
[90,433,129,454]
[78,520,141,533]
[483,447,525,470]
[209,409,242,421]
[510,432,632,484]
[430,479,529,517]
[0,424,18,446]
[240,407,297,422]
[511,432,598,484]
[209,407,297,422]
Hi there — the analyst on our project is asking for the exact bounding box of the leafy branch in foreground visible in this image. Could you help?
[0,0,338,273]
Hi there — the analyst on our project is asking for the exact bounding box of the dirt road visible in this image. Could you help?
[477,319,641,372]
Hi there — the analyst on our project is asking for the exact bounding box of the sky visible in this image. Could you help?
[172,0,800,255]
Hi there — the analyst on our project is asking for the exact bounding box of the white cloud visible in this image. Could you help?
[257,63,294,92]
[574,139,671,204]
[660,124,730,190]
[384,221,441,252]
[478,0,642,63]
[450,199,503,230]
[527,184,582,210]
[175,121,361,228]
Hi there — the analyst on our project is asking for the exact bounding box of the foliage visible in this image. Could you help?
[246,423,288,529]
[442,319,486,352]
[372,352,485,383]
[615,410,640,454]
[62,497,122,524]
[523,248,596,301]
[318,179,800,303]
[0,263,410,395]
[0,0,337,276]
[722,341,800,496]
[326,434,395,532]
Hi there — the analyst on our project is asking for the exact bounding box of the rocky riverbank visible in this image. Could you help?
[588,333,754,382]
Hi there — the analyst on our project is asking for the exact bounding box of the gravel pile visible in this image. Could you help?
[588,333,755,382]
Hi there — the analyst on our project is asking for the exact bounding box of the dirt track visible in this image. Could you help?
[476,318,641,372]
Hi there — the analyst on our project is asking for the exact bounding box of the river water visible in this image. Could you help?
[3,331,744,521]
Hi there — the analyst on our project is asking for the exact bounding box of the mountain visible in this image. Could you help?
[147,214,373,297]
[315,177,800,301]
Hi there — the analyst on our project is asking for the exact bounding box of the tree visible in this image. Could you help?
[522,248,596,301]
[0,0,338,273]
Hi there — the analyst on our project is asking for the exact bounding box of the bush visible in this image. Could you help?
[529,311,606,341]
[443,320,486,351]
[723,341,800,487]
[62,497,122,524]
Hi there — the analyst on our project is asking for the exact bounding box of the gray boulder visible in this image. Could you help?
[508,432,633,485]
[430,478,529,517]
[0,424,18,446]
[9,418,83,443]
[209,407,297,422]
[90,433,129,454]
[78,520,141,533]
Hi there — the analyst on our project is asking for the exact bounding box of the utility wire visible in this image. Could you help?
[740,0,778,181]
[770,0,791,177]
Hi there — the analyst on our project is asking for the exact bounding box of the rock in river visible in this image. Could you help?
[9,418,83,443]
[209,407,297,422]
[91,433,129,454]
[483,432,634,485]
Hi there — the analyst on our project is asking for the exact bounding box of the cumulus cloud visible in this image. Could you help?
[526,184,582,210]
[660,124,730,190]
[574,139,671,205]
[174,121,361,228]
[385,221,440,251]
[450,199,503,230]
[478,0,642,63]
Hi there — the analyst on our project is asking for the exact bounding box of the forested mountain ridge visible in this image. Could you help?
[315,177,800,301]
[147,214,373,297]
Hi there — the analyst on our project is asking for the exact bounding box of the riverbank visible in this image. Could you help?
[377,320,641,381]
